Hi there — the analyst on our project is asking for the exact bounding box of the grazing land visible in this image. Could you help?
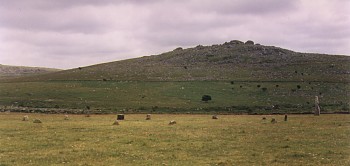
[0,80,348,114]
[0,113,349,165]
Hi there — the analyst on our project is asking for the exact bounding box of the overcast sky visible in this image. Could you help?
[0,0,349,69]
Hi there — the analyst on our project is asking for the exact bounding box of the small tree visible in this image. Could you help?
[202,95,212,102]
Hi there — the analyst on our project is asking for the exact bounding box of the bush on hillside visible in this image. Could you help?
[202,95,212,102]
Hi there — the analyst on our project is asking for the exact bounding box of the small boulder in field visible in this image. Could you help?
[146,114,151,120]
[33,119,42,123]
[64,115,69,120]
[117,114,124,120]
[271,118,277,124]
[113,120,119,125]
[212,115,218,119]
[22,115,29,121]
[169,120,176,125]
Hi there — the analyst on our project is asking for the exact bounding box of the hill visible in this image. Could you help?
[1,40,349,113]
[9,40,350,82]
[0,64,61,79]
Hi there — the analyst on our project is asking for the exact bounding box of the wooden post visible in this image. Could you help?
[314,96,320,116]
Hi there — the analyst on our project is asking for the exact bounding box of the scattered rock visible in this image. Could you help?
[169,120,176,125]
[22,115,29,121]
[212,115,218,119]
[245,40,254,45]
[225,40,244,45]
[113,120,119,125]
[174,47,183,51]
[146,114,151,120]
[271,118,277,123]
[33,119,42,123]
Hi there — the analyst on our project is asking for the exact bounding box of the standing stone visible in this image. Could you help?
[113,120,119,125]
[284,114,288,121]
[271,118,277,123]
[22,115,29,121]
[314,96,321,116]
[117,114,125,120]
[33,119,42,123]
[169,120,176,125]
[146,114,151,120]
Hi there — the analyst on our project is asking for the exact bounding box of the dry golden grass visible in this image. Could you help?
[0,113,349,165]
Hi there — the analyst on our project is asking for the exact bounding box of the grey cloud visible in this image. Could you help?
[0,6,114,33]
[0,0,160,10]
[0,0,349,69]
[189,0,299,15]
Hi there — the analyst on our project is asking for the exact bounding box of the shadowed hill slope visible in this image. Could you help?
[10,40,350,82]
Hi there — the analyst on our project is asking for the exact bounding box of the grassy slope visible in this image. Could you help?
[0,113,349,165]
[0,81,348,113]
[1,41,349,112]
[0,64,61,79]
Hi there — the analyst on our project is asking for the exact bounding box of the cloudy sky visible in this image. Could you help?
[0,0,349,69]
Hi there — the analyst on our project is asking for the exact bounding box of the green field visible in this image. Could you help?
[0,113,349,165]
[0,81,349,113]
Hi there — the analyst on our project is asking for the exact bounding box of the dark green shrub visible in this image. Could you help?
[202,95,212,102]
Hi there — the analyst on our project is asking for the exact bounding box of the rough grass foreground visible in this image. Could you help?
[0,113,349,166]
